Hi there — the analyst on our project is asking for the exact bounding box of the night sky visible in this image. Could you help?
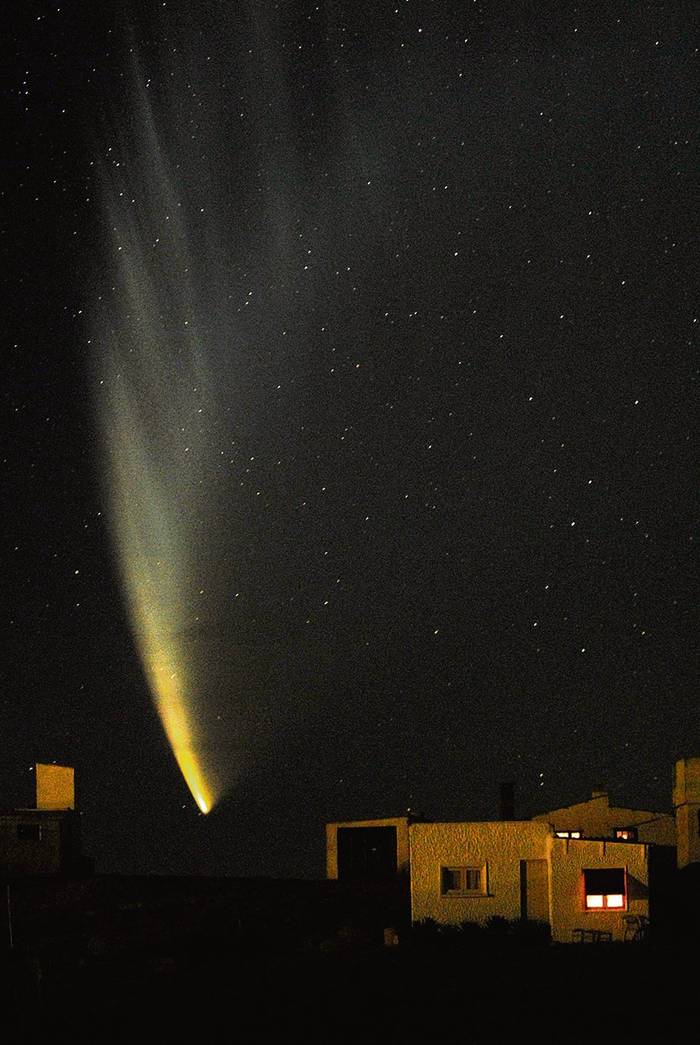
[4,1,697,876]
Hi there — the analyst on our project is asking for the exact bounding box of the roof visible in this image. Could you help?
[533,794,672,818]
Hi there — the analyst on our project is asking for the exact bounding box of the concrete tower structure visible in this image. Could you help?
[36,763,75,810]
[672,757,700,869]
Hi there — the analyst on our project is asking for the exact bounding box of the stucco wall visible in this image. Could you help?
[674,804,700,869]
[673,758,700,868]
[633,817,676,846]
[549,837,649,943]
[36,763,75,810]
[533,797,675,845]
[409,821,551,926]
[409,822,651,942]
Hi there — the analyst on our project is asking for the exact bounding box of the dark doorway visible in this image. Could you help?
[519,858,549,921]
[337,826,398,880]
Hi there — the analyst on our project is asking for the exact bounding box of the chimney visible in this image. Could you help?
[36,763,75,810]
[499,781,516,820]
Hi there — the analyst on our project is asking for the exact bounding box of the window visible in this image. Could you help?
[555,830,581,839]
[17,823,42,841]
[614,828,638,842]
[583,868,626,910]
[440,865,486,896]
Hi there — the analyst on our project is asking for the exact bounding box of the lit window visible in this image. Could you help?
[583,869,626,910]
[440,865,486,896]
[614,828,638,842]
[555,830,582,839]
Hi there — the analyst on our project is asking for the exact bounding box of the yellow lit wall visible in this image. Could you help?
[409,820,552,927]
[549,837,649,942]
[673,757,700,868]
[36,763,75,810]
[533,793,676,845]
[408,821,651,943]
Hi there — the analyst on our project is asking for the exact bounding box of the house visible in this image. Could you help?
[0,763,86,877]
[410,820,653,942]
[531,790,676,846]
[326,757,699,943]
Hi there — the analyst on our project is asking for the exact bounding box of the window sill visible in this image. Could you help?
[441,893,493,899]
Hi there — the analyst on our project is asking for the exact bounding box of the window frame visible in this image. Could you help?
[613,827,638,842]
[582,867,627,911]
[440,864,488,897]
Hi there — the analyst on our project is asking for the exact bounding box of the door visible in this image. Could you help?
[520,859,549,922]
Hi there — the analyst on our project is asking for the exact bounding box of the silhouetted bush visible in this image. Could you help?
[410,916,551,951]
[458,919,484,942]
[511,919,551,946]
[411,917,440,939]
[484,915,510,936]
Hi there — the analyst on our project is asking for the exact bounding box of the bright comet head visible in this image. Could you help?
[90,52,237,812]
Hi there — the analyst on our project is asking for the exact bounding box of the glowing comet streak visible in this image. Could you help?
[101,376,218,814]
[142,646,212,815]
[92,51,228,813]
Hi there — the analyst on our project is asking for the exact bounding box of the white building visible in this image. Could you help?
[409,820,650,942]
[531,790,676,846]
[326,757,699,943]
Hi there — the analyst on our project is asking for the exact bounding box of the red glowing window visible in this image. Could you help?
[583,869,626,910]
[613,828,638,842]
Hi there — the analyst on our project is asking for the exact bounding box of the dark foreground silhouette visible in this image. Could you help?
[2,872,696,1043]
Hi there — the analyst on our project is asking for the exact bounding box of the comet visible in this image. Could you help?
[90,49,233,812]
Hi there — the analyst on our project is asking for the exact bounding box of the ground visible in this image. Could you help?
[1,875,691,1042]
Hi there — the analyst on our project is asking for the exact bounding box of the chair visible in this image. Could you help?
[622,915,641,941]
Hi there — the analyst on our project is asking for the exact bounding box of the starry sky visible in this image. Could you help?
[4,1,697,876]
